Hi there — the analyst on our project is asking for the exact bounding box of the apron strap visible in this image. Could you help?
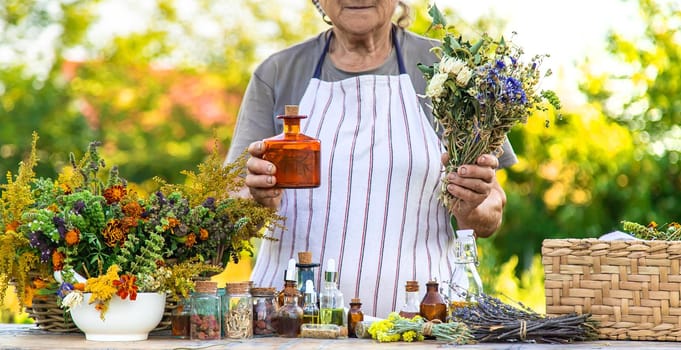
[313,25,407,79]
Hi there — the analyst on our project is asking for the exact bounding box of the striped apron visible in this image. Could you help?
[251,29,456,317]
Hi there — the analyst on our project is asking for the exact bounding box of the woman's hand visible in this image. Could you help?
[245,141,282,209]
[443,153,507,238]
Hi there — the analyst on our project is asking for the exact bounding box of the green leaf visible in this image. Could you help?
[470,39,484,56]
[427,3,447,30]
[417,63,434,77]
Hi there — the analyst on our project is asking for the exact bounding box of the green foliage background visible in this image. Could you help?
[1,0,679,318]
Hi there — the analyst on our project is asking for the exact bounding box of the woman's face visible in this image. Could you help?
[319,0,399,37]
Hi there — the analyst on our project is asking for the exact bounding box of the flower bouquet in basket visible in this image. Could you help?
[0,133,283,320]
[417,4,561,214]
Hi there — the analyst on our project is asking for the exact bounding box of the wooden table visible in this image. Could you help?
[1,324,680,350]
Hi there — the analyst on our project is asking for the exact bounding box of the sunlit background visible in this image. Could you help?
[1,0,679,322]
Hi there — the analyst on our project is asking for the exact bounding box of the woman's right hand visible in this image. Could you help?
[245,141,282,209]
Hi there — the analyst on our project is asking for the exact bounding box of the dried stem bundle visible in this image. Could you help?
[451,293,598,343]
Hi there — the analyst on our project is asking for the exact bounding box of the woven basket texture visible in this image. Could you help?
[543,238,681,341]
[28,295,177,333]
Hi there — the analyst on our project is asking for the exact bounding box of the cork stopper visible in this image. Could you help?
[225,281,250,295]
[195,280,218,294]
[405,280,419,292]
[285,105,299,116]
[278,105,306,120]
[298,251,312,265]
[350,298,362,304]
[250,287,277,297]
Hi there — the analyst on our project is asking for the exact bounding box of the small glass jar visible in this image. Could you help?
[251,287,278,337]
[190,281,221,340]
[223,282,253,339]
[276,285,303,338]
[398,280,420,319]
[347,298,364,338]
[171,297,191,339]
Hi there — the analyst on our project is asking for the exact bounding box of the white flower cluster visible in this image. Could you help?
[61,290,84,311]
[425,56,473,99]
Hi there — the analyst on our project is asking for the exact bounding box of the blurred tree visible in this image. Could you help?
[0,0,326,188]
[494,0,681,271]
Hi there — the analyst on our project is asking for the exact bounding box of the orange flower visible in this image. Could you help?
[52,251,65,271]
[59,182,72,194]
[65,228,81,246]
[199,228,209,241]
[103,184,127,204]
[185,233,197,248]
[47,203,60,212]
[167,217,180,229]
[121,216,139,231]
[112,274,138,301]
[102,219,127,247]
[5,220,20,233]
[73,283,85,291]
[33,277,48,290]
[648,221,658,229]
[122,201,143,218]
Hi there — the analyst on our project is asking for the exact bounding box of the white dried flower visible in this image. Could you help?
[456,66,473,87]
[61,290,84,311]
[426,72,449,98]
[439,56,466,75]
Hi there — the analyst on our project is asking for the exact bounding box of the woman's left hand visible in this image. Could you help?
[443,153,507,238]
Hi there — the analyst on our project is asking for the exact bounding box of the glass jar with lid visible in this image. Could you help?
[222,282,253,339]
[190,280,221,340]
[251,287,278,337]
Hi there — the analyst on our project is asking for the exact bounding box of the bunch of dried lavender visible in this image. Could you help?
[450,293,598,344]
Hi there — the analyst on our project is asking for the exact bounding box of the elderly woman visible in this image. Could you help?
[225,0,517,317]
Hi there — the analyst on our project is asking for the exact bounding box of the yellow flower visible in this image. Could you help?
[402,330,418,342]
[85,265,120,319]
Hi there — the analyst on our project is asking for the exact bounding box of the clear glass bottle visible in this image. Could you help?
[251,287,278,337]
[276,285,303,337]
[190,281,221,340]
[319,258,345,326]
[419,280,447,322]
[223,281,253,339]
[398,280,420,319]
[347,298,364,338]
[262,105,321,188]
[448,229,483,312]
[302,279,319,324]
[171,297,191,339]
[296,251,320,307]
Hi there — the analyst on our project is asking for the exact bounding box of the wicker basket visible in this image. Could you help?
[28,295,178,333]
[542,238,681,341]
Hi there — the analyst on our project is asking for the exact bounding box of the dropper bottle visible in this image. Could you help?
[302,279,319,324]
[319,258,345,326]
[278,258,300,307]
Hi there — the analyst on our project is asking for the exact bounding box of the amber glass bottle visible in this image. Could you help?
[262,105,321,188]
[419,280,447,322]
[347,298,364,338]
